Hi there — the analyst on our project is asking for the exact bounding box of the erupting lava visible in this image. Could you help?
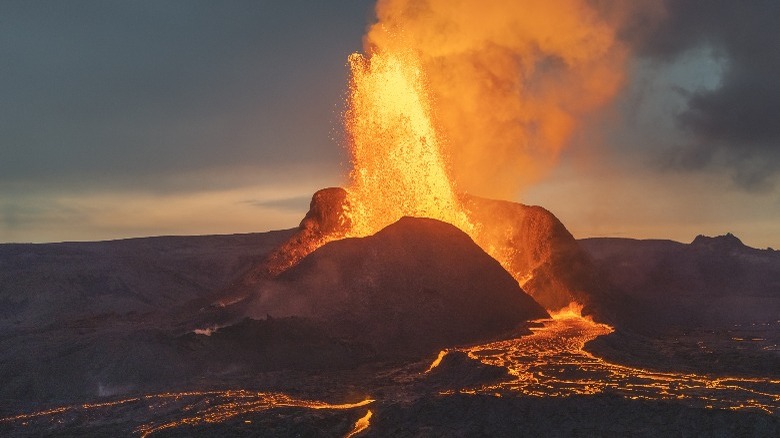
[344,51,473,238]
[342,48,550,290]
[340,0,629,225]
[322,1,627,300]
[267,1,634,309]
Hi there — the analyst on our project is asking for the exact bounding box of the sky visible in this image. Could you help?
[1,0,779,248]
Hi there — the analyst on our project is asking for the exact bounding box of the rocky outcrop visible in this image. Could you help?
[264,187,352,276]
[461,195,602,311]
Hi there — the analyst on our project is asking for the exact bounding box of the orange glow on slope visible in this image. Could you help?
[344,51,473,237]
[425,349,449,373]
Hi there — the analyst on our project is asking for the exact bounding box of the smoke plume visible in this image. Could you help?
[363,0,633,199]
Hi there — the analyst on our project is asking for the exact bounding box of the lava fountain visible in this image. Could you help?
[267,0,633,310]
[344,50,473,238]
[341,49,540,292]
[326,0,630,300]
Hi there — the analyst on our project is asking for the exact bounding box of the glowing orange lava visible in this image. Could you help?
[549,301,589,320]
[344,50,473,238]
[343,49,544,288]
[345,409,373,438]
[455,315,780,415]
[0,390,374,437]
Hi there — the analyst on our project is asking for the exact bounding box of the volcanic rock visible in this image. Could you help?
[261,187,605,313]
[581,234,780,376]
[364,393,780,437]
[180,316,376,371]
[580,233,780,330]
[0,231,294,329]
[242,217,548,357]
[461,195,603,311]
[264,187,352,276]
[691,232,747,252]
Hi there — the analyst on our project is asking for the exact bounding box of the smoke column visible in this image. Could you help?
[364,0,632,199]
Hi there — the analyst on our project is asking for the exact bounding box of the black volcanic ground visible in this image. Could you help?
[582,234,780,376]
[0,213,778,436]
[0,217,546,403]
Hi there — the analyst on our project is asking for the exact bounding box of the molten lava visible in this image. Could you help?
[266,1,631,312]
[345,410,373,438]
[343,49,554,296]
[344,50,473,238]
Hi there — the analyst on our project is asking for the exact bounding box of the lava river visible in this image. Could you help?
[449,311,780,416]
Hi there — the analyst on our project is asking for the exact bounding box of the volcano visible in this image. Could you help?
[1,196,778,436]
[258,187,602,312]
[212,215,548,358]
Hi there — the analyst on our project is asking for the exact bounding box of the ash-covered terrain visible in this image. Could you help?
[0,192,778,436]
[582,234,780,377]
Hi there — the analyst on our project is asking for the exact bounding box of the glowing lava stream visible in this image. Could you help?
[0,390,374,437]
[3,312,778,435]
[345,410,373,438]
[434,308,780,415]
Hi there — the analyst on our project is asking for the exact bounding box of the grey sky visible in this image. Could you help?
[621,0,780,190]
[1,1,371,189]
[2,1,779,246]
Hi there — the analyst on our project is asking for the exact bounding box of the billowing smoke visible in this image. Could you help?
[363,0,639,199]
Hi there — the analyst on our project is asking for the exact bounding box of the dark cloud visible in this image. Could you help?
[0,1,372,189]
[623,0,780,190]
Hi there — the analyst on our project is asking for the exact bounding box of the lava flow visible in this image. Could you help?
[0,391,374,437]
[441,308,780,415]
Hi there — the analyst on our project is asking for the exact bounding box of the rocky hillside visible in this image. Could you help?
[0,231,294,329]
[462,195,602,311]
[0,216,547,402]
[581,233,780,331]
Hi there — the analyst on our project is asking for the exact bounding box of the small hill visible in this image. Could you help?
[261,188,604,313]
[239,217,548,357]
